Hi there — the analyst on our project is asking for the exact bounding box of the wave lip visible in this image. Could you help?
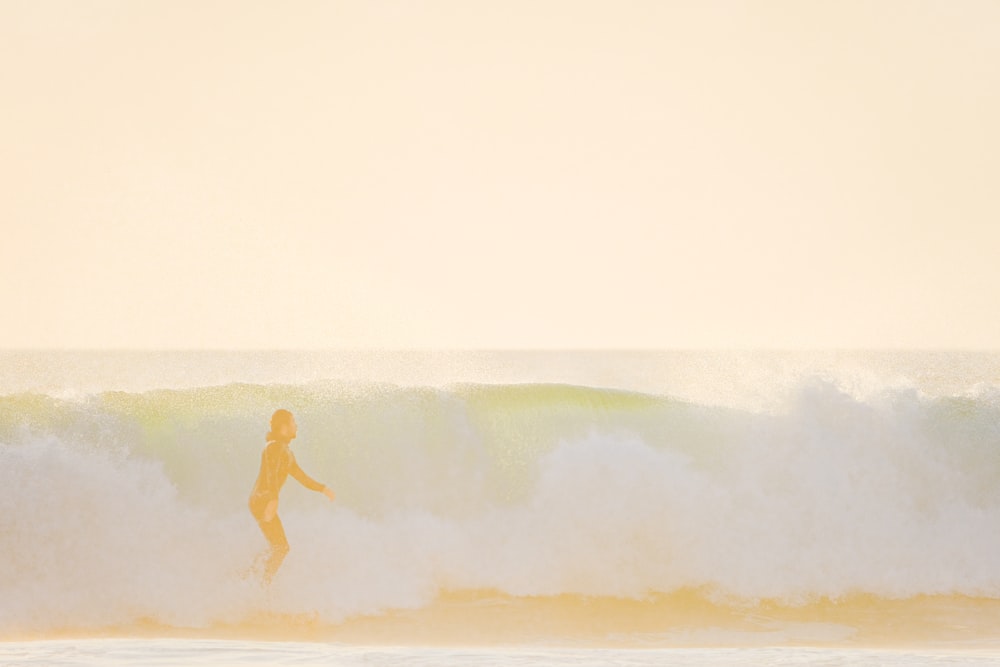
[2,379,1000,639]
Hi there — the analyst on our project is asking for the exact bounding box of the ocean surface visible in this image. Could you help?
[2,350,1000,666]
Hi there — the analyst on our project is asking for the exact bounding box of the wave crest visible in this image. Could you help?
[2,380,1000,632]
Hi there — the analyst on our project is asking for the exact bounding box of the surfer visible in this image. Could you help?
[248,409,335,583]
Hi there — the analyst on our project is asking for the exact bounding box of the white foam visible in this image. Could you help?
[3,379,1000,631]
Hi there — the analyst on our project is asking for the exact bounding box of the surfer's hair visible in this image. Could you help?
[267,409,294,442]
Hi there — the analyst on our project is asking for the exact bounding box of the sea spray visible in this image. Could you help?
[2,378,1000,634]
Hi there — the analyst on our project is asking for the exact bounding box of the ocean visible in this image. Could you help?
[2,350,1000,666]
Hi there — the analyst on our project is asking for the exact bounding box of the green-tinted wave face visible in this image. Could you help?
[4,373,1000,638]
[1,382,722,514]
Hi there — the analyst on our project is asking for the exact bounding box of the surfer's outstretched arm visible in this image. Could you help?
[289,456,335,501]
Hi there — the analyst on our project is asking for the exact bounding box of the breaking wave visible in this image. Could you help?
[2,379,1000,634]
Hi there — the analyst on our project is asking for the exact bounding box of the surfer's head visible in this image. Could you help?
[267,409,297,443]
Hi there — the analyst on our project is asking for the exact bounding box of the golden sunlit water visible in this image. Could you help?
[2,351,1000,665]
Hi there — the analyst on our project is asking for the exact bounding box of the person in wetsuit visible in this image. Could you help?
[248,409,335,583]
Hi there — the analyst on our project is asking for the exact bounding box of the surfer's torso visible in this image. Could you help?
[248,440,324,519]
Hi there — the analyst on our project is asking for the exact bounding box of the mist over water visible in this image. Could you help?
[2,351,1000,639]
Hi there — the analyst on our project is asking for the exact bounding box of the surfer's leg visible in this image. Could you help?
[258,515,290,584]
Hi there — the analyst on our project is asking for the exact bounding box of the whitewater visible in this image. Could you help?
[2,350,1000,665]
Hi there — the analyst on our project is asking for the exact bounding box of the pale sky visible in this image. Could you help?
[2,0,998,349]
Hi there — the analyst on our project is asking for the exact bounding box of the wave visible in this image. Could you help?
[2,380,1000,635]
